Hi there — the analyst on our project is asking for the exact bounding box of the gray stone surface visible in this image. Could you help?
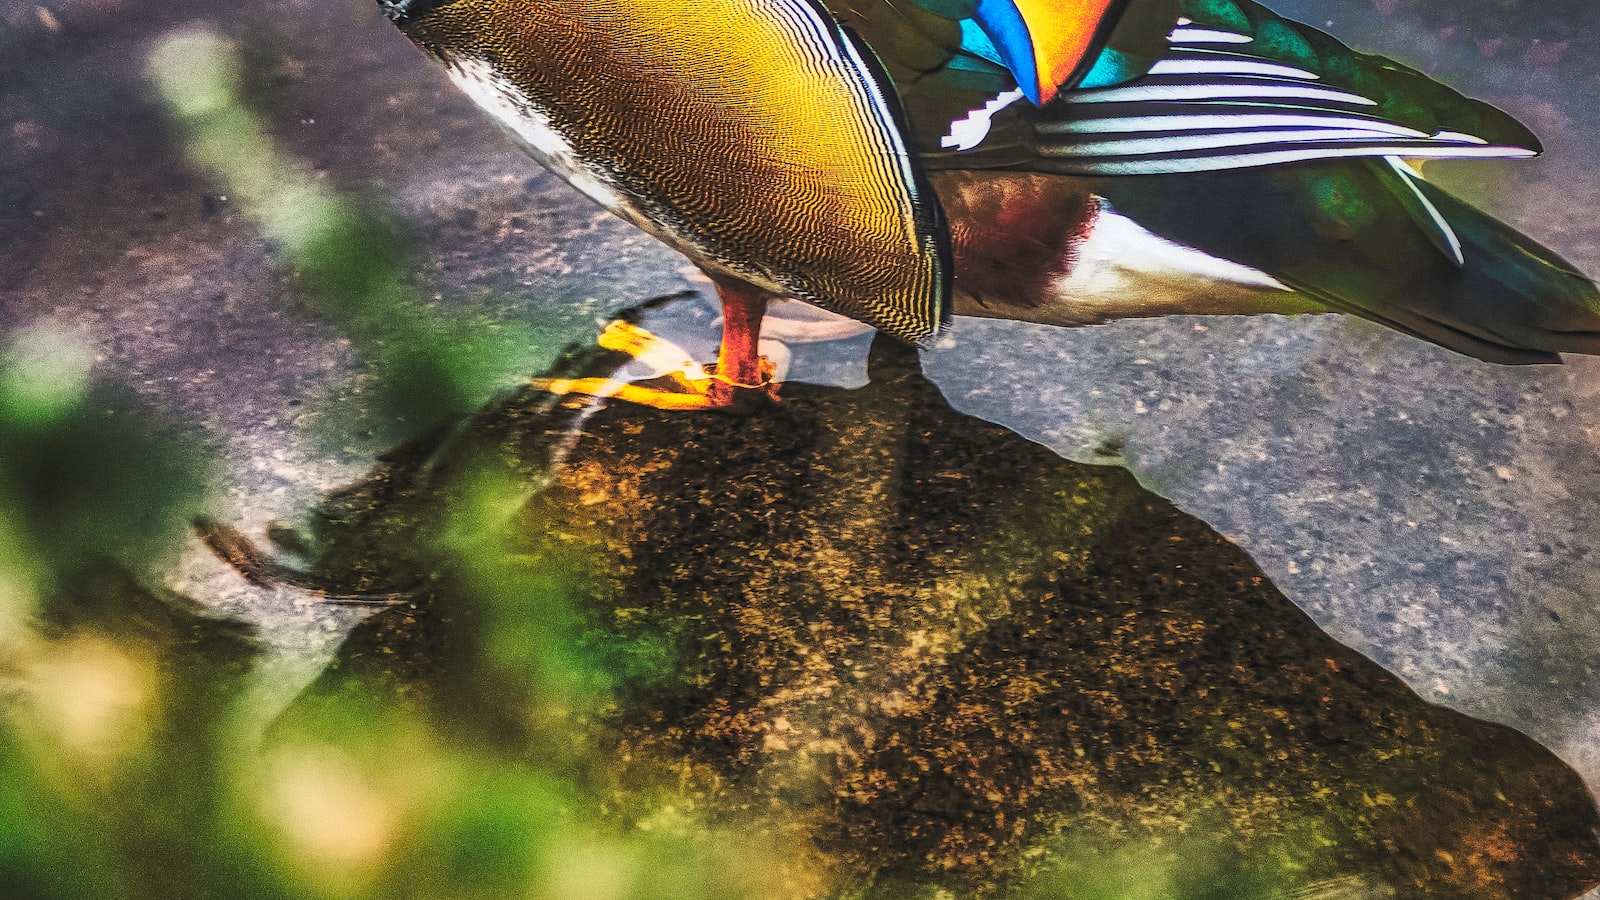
[5,0,1600,883]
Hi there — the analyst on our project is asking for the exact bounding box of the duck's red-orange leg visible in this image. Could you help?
[706,276,780,408]
[531,274,782,411]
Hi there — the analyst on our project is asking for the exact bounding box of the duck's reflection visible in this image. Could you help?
[271,337,1600,899]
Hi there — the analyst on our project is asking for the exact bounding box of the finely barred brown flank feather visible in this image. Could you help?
[398,0,949,344]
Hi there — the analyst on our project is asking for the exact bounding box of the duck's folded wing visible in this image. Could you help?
[970,0,1541,174]
[1087,160,1600,364]
[824,0,1174,154]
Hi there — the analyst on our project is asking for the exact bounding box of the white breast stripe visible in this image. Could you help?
[446,57,633,217]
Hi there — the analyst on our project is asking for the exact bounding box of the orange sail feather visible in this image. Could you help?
[973,0,1120,104]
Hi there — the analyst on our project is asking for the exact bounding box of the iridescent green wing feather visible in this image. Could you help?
[974,0,1542,174]
[840,0,1539,172]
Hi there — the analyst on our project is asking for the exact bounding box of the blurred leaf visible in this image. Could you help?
[148,28,561,440]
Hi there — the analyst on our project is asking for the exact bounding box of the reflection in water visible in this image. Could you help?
[251,337,1600,898]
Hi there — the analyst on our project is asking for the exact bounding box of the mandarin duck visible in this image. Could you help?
[375,0,1600,411]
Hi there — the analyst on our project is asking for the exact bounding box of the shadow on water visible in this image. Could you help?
[242,329,1600,899]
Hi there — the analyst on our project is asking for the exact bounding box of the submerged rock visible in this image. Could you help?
[275,340,1600,899]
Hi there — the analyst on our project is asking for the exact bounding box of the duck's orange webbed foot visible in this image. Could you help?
[530,320,781,413]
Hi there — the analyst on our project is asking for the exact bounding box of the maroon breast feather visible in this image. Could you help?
[934,171,1100,313]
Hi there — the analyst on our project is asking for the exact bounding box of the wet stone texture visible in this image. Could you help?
[275,343,1600,899]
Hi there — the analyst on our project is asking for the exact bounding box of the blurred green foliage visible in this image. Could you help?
[0,28,736,900]
[148,30,556,440]
[0,27,845,900]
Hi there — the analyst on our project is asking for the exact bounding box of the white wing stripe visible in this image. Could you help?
[1169,27,1254,44]
[1148,59,1320,80]
[993,15,1539,175]
[1433,129,1491,145]
[1071,82,1378,106]
[1039,112,1430,138]
[1385,156,1464,266]
[1046,128,1443,157]
[1066,143,1538,175]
